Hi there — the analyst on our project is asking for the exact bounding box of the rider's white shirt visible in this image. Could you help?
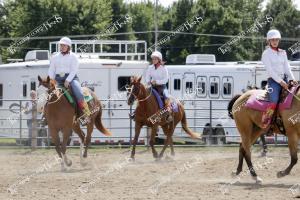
[48,52,79,82]
[145,64,169,85]
[262,47,295,83]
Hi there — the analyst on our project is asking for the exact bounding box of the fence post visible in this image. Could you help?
[129,105,132,147]
[31,102,37,149]
[209,100,213,145]
[19,100,22,146]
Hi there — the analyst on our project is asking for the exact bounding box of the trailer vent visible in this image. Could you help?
[25,50,50,61]
[186,54,216,65]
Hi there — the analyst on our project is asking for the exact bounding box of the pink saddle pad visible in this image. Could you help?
[245,86,300,112]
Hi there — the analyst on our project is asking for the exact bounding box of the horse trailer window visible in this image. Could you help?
[196,76,207,97]
[0,84,3,106]
[30,81,36,91]
[185,82,193,94]
[174,79,181,90]
[118,76,131,91]
[223,83,232,95]
[197,82,205,94]
[209,76,220,98]
[23,83,27,97]
[210,82,218,94]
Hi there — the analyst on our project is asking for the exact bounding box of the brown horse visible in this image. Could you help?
[228,89,299,183]
[127,76,200,160]
[37,76,111,170]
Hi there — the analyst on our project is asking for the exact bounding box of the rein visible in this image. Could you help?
[47,86,70,105]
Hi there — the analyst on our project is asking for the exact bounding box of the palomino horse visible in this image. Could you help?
[228,88,300,183]
[37,76,111,170]
[127,76,200,160]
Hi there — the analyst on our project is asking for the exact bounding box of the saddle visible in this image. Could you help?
[151,88,178,112]
[57,85,94,117]
[245,82,300,135]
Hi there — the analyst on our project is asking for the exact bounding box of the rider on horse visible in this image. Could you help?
[261,29,297,128]
[48,37,91,124]
[145,51,173,121]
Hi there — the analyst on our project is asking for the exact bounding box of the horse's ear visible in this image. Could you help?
[138,76,142,82]
[46,76,50,83]
[38,75,42,82]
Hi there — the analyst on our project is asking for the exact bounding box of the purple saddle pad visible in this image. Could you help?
[151,89,178,112]
[245,86,300,112]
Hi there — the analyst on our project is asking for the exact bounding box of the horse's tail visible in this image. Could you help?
[94,108,112,136]
[181,110,201,139]
[228,94,242,119]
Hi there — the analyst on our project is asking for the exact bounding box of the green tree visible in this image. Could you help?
[263,0,300,58]
[2,0,112,60]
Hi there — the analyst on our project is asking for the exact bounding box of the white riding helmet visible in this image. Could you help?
[267,29,281,40]
[58,37,72,47]
[151,51,163,61]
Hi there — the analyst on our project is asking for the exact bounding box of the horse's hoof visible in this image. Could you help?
[231,171,237,177]
[260,151,267,157]
[231,171,240,177]
[61,166,67,172]
[65,160,72,167]
[129,157,135,162]
[252,176,263,184]
[155,157,162,162]
[80,159,88,167]
[277,171,286,178]
[165,155,174,161]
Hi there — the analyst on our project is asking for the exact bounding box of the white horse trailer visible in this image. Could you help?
[0,40,299,145]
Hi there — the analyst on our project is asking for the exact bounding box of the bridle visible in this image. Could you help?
[126,83,153,102]
[38,84,70,105]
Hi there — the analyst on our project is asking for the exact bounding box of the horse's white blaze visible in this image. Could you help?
[36,85,48,113]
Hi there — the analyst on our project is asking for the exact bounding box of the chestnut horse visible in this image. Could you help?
[127,76,201,160]
[228,89,299,183]
[37,76,111,170]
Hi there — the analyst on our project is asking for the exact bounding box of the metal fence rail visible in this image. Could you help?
[0,98,289,148]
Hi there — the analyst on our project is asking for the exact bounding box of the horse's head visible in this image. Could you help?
[127,76,143,105]
[36,76,56,112]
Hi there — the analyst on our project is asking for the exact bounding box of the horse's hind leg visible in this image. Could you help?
[158,125,174,159]
[170,137,175,156]
[61,128,72,167]
[234,129,261,176]
[150,126,159,159]
[277,132,298,177]
[73,122,86,165]
[83,123,94,158]
[233,143,245,176]
[236,119,263,183]
[73,122,85,143]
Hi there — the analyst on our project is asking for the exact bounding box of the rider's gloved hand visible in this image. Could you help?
[64,80,70,88]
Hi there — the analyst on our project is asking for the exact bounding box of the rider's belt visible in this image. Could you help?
[56,73,66,77]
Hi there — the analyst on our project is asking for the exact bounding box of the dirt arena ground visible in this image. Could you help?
[0,146,299,200]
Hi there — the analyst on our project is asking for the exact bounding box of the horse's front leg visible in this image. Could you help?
[61,128,73,167]
[50,128,65,171]
[131,122,142,160]
[277,133,298,177]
